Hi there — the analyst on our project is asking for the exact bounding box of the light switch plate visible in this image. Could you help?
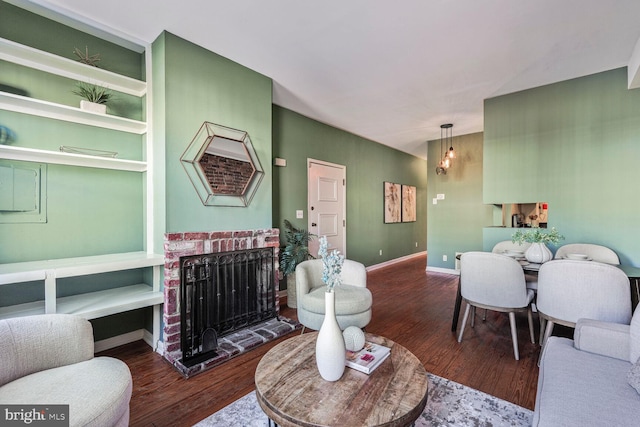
[296,210,304,219]
[437,193,445,200]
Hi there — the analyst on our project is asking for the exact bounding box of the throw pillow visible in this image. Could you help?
[627,359,640,395]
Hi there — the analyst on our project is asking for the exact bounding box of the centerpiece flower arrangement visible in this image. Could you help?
[511,227,564,263]
[511,227,564,245]
[318,235,344,292]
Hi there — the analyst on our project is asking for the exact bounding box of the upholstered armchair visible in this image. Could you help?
[296,259,372,332]
[492,240,538,290]
[0,314,132,427]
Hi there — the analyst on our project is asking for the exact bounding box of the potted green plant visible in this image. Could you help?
[512,227,564,263]
[73,82,112,114]
[279,219,315,308]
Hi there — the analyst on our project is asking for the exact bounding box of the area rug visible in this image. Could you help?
[194,373,533,427]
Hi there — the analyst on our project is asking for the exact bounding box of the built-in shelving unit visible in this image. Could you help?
[0,37,147,96]
[0,252,163,320]
[0,145,147,172]
[0,24,163,350]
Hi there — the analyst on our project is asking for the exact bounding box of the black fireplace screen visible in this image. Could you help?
[179,247,277,366]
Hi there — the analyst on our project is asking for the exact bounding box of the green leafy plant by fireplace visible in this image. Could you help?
[279,219,315,276]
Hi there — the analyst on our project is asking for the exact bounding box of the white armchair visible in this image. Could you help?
[0,314,132,427]
[296,259,372,332]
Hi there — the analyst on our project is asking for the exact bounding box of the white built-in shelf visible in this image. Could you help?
[0,37,147,97]
[0,251,164,285]
[0,145,147,172]
[0,284,164,320]
[0,92,147,134]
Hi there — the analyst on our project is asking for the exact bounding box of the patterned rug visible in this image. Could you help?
[194,373,533,427]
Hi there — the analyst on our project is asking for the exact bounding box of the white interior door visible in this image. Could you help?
[307,159,346,258]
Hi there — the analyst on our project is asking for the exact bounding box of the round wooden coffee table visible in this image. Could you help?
[255,332,428,427]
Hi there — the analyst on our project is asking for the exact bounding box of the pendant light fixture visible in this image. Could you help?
[436,123,454,175]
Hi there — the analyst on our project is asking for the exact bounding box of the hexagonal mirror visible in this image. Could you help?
[181,122,264,207]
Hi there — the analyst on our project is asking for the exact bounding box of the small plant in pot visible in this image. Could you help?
[279,219,315,308]
[512,227,564,263]
[73,82,112,114]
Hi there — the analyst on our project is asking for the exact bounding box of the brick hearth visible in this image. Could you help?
[163,228,300,377]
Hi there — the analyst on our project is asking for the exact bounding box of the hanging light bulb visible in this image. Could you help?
[442,123,454,160]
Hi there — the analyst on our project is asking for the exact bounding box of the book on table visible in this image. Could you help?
[345,341,391,374]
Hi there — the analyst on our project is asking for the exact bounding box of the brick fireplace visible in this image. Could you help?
[163,228,300,377]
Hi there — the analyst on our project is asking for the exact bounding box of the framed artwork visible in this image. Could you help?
[384,182,401,223]
[402,185,416,222]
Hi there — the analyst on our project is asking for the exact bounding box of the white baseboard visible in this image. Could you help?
[366,251,426,272]
[426,266,460,276]
[94,329,147,353]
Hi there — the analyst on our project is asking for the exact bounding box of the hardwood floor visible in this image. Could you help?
[99,254,547,427]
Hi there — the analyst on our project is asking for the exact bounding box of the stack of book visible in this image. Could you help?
[345,341,391,374]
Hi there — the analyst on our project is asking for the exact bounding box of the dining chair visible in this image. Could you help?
[457,252,535,360]
[554,243,620,265]
[492,241,539,290]
[536,259,631,347]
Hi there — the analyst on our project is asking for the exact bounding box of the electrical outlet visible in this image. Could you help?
[433,198,438,205]
[437,193,445,200]
[415,242,418,247]
[296,210,303,219]
[379,249,383,256]
[443,255,448,262]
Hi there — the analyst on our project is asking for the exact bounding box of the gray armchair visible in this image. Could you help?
[0,314,132,427]
[457,251,535,360]
[296,259,372,332]
[536,259,631,346]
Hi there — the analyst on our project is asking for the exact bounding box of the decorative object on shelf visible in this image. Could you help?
[0,125,16,145]
[384,181,401,223]
[59,146,118,158]
[73,82,112,114]
[315,236,346,381]
[180,122,264,207]
[512,227,564,264]
[436,123,454,175]
[343,326,366,352]
[279,219,315,308]
[73,46,101,67]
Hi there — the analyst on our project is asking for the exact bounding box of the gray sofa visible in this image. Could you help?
[533,308,640,426]
[0,314,133,427]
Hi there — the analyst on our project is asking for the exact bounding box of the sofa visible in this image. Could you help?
[533,307,640,426]
[0,314,133,427]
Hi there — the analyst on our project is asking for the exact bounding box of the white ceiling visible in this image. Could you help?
[17,0,640,159]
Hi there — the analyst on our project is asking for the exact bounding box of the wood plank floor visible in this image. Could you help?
[99,254,550,427]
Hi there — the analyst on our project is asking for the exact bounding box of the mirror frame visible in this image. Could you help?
[180,122,264,207]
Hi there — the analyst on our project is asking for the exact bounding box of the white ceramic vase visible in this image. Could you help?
[315,290,346,381]
[525,242,553,263]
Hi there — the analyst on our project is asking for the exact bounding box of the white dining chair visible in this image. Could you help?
[536,259,631,347]
[492,241,539,290]
[554,243,619,265]
[457,252,535,360]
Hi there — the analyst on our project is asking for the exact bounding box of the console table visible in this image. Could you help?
[255,332,429,427]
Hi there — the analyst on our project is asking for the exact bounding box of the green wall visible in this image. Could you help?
[427,133,492,269]
[272,106,428,267]
[484,68,640,265]
[154,32,273,232]
[427,68,640,269]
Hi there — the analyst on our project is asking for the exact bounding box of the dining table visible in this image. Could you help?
[450,254,640,333]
